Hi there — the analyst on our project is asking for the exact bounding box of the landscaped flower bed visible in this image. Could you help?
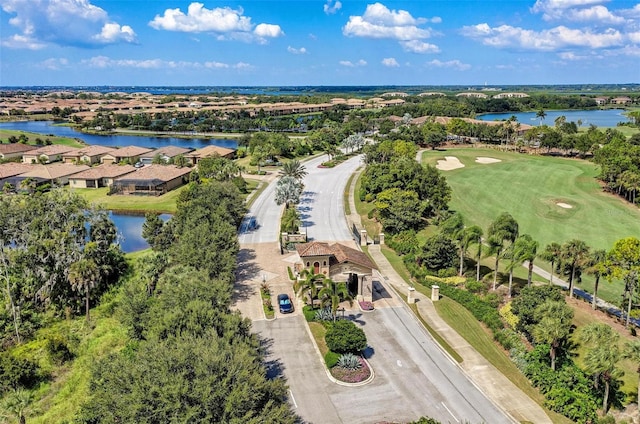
[359,300,374,311]
[330,356,371,383]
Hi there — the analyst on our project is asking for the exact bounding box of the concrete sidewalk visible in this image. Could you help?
[367,245,552,424]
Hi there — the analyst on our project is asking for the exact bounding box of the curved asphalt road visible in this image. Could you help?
[239,155,513,423]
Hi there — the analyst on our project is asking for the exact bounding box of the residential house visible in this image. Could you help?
[111,164,191,196]
[63,145,114,165]
[0,163,35,188]
[611,96,632,105]
[294,241,378,302]
[595,97,609,106]
[186,145,236,165]
[22,145,79,164]
[100,145,153,165]
[492,92,530,99]
[139,146,194,165]
[68,163,136,189]
[0,143,37,160]
[456,92,489,99]
[9,163,89,189]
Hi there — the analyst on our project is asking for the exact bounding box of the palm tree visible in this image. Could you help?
[293,269,324,308]
[561,239,590,298]
[536,109,547,126]
[278,159,307,181]
[274,176,303,209]
[1,388,32,424]
[532,300,573,371]
[514,234,539,287]
[585,249,609,310]
[487,212,519,291]
[539,242,562,285]
[68,258,100,321]
[318,278,353,321]
[623,340,640,405]
[464,225,484,282]
[580,323,622,414]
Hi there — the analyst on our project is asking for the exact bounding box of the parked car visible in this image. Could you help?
[277,294,294,314]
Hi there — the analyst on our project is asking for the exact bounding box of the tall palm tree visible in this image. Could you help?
[318,278,353,322]
[274,176,303,209]
[1,388,32,424]
[514,234,539,287]
[459,226,482,278]
[293,269,324,309]
[585,249,609,310]
[487,212,519,291]
[536,109,547,126]
[68,258,100,321]
[464,225,484,282]
[580,323,622,414]
[539,242,562,285]
[623,340,640,405]
[561,239,590,298]
[532,300,573,371]
[278,159,307,181]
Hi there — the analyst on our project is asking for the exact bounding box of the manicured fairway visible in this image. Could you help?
[421,148,640,251]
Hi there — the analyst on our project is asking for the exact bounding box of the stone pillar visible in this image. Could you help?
[407,286,416,304]
[379,233,385,245]
[360,229,368,246]
[431,285,440,302]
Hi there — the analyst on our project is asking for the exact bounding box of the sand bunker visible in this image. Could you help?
[436,156,465,171]
[557,202,573,209]
[475,157,502,164]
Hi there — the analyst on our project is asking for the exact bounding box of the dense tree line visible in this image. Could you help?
[78,179,297,423]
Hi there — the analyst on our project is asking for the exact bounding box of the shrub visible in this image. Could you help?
[336,353,362,371]
[287,266,295,281]
[324,351,340,368]
[46,334,75,365]
[464,279,486,294]
[437,284,504,333]
[388,230,418,255]
[314,308,333,322]
[302,305,316,322]
[493,328,524,351]
[325,320,367,354]
[499,302,520,329]
[0,353,45,394]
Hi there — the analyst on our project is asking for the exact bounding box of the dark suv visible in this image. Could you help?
[277,294,294,314]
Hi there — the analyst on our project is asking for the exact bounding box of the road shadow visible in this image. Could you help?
[259,336,287,379]
[372,280,392,299]
[234,248,260,302]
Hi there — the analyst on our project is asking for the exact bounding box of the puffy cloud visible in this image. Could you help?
[400,40,439,53]
[381,57,399,67]
[343,2,439,53]
[339,59,367,67]
[426,59,471,71]
[324,0,342,15]
[531,0,606,19]
[564,5,625,24]
[38,58,69,70]
[462,23,625,50]
[287,46,307,54]
[531,0,626,24]
[149,2,282,43]
[1,0,137,48]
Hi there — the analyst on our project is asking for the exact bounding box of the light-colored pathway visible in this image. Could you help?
[367,245,552,424]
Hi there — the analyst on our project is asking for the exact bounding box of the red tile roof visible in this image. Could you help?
[0,163,34,179]
[187,145,235,159]
[0,144,37,155]
[19,163,89,179]
[114,164,191,182]
[296,241,377,270]
[69,164,136,180]
[103,145,153,158]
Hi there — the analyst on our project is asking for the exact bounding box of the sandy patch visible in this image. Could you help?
[436,156,465,171]
[475,157,502,164]
[557,202,573,209]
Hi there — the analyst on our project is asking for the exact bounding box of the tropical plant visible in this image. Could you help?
[318,278,353,321]
[0,388,33,424]
[608,237,640,327]
[623,340,640,405]
[293,269,324,308]
[561,239,590,298]
[487,212,519,290]
[513,234,539,287]
[274,175,303,209]
[325,320,367,353]
[278,159,307,181]
[336,353,362,370]
[539,242,562,285]
[68,258,100,322]
[536,108,547,126]
[531,300,573,371]
[584,249,609,310]
[314,308,334,322]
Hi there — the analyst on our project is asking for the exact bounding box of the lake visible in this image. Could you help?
[0,120,238,150]
[478,109,630,127]
[109,211,170,253]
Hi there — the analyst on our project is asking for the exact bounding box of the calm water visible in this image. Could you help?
[478,109,630,127]
[109,212,171,253]
[0,121,238,150]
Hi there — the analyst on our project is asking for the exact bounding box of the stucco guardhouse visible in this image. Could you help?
[294,241,377,303]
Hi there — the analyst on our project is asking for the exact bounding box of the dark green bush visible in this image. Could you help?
[302,305,316,322]
[437,284,504,332]
[0,352,46,394]
[387,230,418,255]
[325,320,367,354]
[46,334,75,364]
[324,351,340,368]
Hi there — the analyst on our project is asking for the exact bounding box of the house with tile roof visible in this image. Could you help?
[100,145,153,165]
[69,163,136,189]
[63,145,114,165]
[9,163,89,189]
[111,164,192,196]
[294,241,378,302]
[139,146,194,165]
[0,163,35,187]
[0,143,37,160]
[22,145,79,164]
[186,145,236,165]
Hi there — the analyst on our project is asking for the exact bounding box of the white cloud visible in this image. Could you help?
[38,58,69,70]
[381,57,399,67]
[426,59,471,71]
[149,2,282,43]
[339,59,367,67]
[462,23,625,50]
[531,0,606,20]
[287,46,307,54]
[1,0,137,48]
[204,61,229,69]
[564,5,625,24]
[343,2,439,53]
[400,40,439,53]
[80,55,252,70]
[324,0,342,15]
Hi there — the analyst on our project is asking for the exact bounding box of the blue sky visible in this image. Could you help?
[1,0,639,86]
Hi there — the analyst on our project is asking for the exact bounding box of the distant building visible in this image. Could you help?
[0,143,37,161]
[111,164,192,196]
[186,145,236,165]
[595,97,609,106]
[22,145,79,164]
[492,92,530,99]
[100,145,153,165]
[62,145,114,165]
[456,92,489,99]
[611,96,632,105]
[139,146,194,165]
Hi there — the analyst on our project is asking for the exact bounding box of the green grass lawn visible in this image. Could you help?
[71,186,187,214]
[0,129,85,148]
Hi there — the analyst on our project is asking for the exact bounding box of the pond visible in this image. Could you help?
[478,109,631,128]
[109,211,170,253]
[0,120,238,150]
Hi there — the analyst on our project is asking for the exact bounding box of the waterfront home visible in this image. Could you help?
[139,146,194,165]
[10,163,89,188]
[0,163,35,187]
[63,145,114,165]
[22,145,79,164]
[0,143,37,160]
[186,145,236,165]
[69,163,136,189]
[100,145,153,165]
[111,164,191,196]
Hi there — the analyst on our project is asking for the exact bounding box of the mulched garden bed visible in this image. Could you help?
[330,357,371,383]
